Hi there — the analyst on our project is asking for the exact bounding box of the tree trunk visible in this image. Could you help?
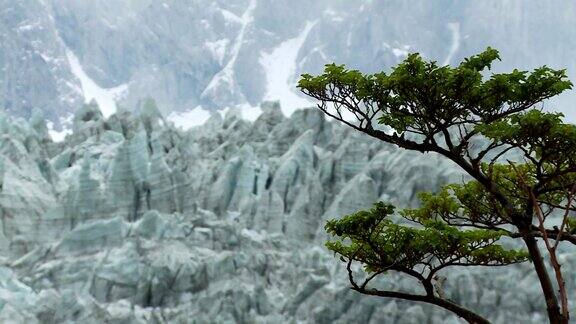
[523,235,567,324]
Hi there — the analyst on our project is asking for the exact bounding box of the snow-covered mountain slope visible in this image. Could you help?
[0,102,573,323]
[1,0,576,123]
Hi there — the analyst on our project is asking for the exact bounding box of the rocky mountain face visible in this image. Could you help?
[0,0,83,120]
[1,0,576,124]
[0,102,573,323]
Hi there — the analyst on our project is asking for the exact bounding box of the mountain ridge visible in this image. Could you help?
[2,0,575,123]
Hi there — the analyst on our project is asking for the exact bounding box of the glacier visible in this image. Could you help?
[0,101,573,323]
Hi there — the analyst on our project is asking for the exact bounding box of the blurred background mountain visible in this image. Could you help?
[1,0,575,126]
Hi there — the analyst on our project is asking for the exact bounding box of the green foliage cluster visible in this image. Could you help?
[476,110,576,165]
[299,46,576,323]
[326,202,529,275]
[568,217,576,235]
[299,47,571,134]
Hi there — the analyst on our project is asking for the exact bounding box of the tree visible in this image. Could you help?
[297,48,575,324]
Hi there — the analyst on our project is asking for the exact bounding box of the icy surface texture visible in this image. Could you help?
[0,102,573,323]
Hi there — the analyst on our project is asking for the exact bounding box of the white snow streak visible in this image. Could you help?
[260,21,316,116]
[202,0,257,97]
[443,22,461,66]
[66,49,128,118]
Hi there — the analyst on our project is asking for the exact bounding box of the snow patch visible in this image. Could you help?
[238,104,262,121]
[218,104,263,122]
[213,104,264,123]
[260,21,316,116]
[65,49,128,118]
[443,22,461,66]
[47,121,72,142]
[167,106,212,130]
[47,115,73,142]
[166,104,268,130]
[392,45,410,58]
